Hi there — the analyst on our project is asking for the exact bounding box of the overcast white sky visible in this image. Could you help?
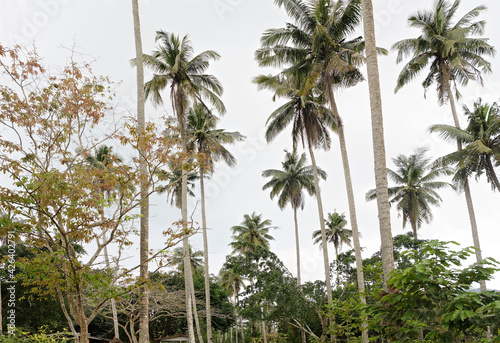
[1,0,499,289]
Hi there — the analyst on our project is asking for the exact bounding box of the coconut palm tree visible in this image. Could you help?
[253,69,335,304]
[220,267,247,343]
[157,159,198,209]
[131,2,149,342]
[186,105,244,340]
[393,0,494,127]
[230,212,276,255]
[170,245,204,276]
[256,3,374,338]
[392,0,495,292]
[356,0,396,294]
[229,214,276,343]
[366,148,452,240]
[262,149,326,285]
[312,211,352,285]
[431,99,500,192]
[138,31,226,342]
[169,245,205,343]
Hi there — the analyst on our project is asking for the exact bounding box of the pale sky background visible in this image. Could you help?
[0,0,499,289]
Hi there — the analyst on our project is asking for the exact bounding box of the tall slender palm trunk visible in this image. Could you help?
[181,135,196,343]
[260,303,267,343]
[361,0,395,285]
[234,307,239,343]
[200,167,213,342]
[191,281,205,343]
[240,315,245,343]
[0,279,2,335]
[410,220,418,241]
[307,143,333,302]
[327,89,368,342]
[444,76,486,292]
[131,1,150,342]
[293,207,302,285]
[237,294,245,343]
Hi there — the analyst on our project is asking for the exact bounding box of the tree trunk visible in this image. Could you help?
[334,245,339,287]
[260,303,267,343]
[293,206,301,285]
[0,278,2,335]
[307,144,333,303]
[293,206,306,343]
[240,316,245,343]
[103,235,120,339]
[326,91,368,340]
[361,0,395,285]
[78,318,89,343]
[238,295,245,343]
[444,74,487,292]
[410,220,418,241]
[131,1,149,342]
[308,143,334,343]
[191,281,205,343]
[181,134,196,343]
[200,167,213,342]
[76,292,89,343]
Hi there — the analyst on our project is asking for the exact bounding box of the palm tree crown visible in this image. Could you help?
[186,105,245,173]
[157,159,199,209]
[256,0,365,82]
[170,245,204,276]
[219,267,246,301]
[392,0,495,103]
[230,213,276,254]
[262,149,326,210]
[85,145,124,198]
[430,99,500,191]
[254,71,332,150]
[312,211,352,253]
[366,148,451,239]
[137,30,226,130]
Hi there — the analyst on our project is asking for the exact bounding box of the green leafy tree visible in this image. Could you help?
[0,46,159,343]
[368,241,500,342]
[366,148,452,240]
[431,99,500,192]
[262,149,326,285]
[0,45,176,343]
